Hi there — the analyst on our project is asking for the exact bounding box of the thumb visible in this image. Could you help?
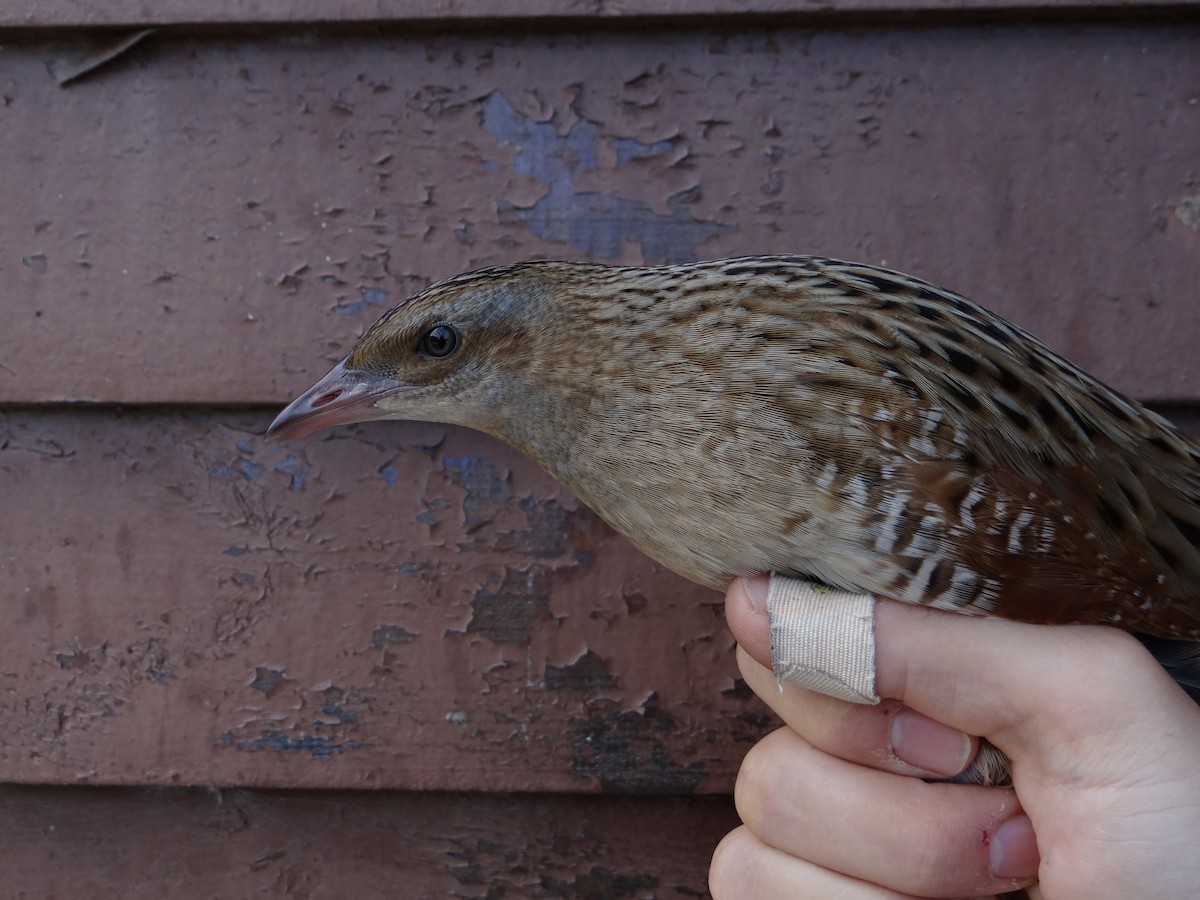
[725,574,1195,771]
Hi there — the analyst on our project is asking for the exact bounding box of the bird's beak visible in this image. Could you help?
[265,359,398,442]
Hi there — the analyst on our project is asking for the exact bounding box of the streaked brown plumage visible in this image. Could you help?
[266,255,1200,716]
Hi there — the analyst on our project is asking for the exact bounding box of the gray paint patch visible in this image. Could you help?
[482,91,728,263]
[221,730,368,760]
[1176,195,1200,232]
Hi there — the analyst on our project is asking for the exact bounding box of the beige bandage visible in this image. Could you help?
[767,573,880,705]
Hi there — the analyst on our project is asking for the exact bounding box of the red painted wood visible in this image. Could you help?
[0,785,739,899]
[0,410,770,791]
[6,12,1196,895]
[0,1,1194,28]
[4,405,1193,790]
[2,23,1198,404]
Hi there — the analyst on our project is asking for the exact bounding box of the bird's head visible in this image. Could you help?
[265,262,592,449]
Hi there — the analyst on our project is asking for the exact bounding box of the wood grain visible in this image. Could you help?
[0,785,738,898]
[1,1,1193,28]
[2,23,1198,404]
[0,409,770,791]
[6,12,1197,897]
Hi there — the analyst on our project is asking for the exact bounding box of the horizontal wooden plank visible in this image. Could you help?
[0,409,773,791]
[1,1,1195,29]
[0,785,738,898]
[4,404,1196,791]
[2,23,1199,404]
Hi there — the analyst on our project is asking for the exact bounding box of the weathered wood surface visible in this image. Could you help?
[0,409,772,791]
[2,0,1193,28]
[0,785,738,898]
[4,405,1196,791]
[3,22,1199,405]
[7,11,1198,899]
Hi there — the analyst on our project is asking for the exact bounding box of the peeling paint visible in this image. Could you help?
[497,497,609,562]
[0,788,737,897]
[221,681,375,761]
[211,457,265,481]
[221,730,369,760]
[34,633,176,743]
[612,136,674,166]
[273,454,307,491]
[1176,195,1200,232]
[482,90,603,182]
[371,624,419,648]
[570,696,705,794]
[497,183,730,264]
[621,588,648,615]
[0,409,812,790]
[249,666,288,697]
[541,866,658,898]
[415,496,449,525]
[483,91,729,262]
[320,702,358,725]
[466,566,552,645]
[332,286,389,316]
[51,28,157,86]
[442,454,510,527]
[0,29,1195,407]
[545,649,615,695]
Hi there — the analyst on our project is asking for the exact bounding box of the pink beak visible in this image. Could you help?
[264,359,398,442]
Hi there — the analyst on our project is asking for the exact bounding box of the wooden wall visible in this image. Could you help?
[2,3,1200,896]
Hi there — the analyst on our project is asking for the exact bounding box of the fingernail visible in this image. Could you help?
[889,708,973,777]
[989,814,1040,879]
[741,575,769,612]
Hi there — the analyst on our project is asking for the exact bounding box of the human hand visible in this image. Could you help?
[709,576,1200,899]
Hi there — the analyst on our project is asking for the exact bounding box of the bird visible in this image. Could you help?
[266,255,1200,767]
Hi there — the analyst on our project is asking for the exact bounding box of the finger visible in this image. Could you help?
[709,825,927,900]
[725,574,772,664]
[738,645,977,778]
[868,599,1198,774]
[868,598,1200,898]
[726,574,1197,782]
[728,578,977,778]
[734,727,1036,897]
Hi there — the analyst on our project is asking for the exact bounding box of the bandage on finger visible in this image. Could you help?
[767,573,880,705]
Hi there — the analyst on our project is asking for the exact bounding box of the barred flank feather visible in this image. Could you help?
[278,255,1200,748]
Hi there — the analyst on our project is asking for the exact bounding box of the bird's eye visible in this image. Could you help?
[418,324,459,359]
